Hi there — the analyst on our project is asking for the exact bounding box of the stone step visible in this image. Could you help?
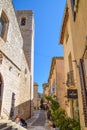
[0,125,12,130]
[0,123,18,130]
[0,123,7,129]
[0,120,27,130]
[12,128,18,130]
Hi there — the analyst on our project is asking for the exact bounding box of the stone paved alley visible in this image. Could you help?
[27,110,55,130]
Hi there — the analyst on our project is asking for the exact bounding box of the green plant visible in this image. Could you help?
[72,119,81,130]
[51,108,67,129]
[45,95,81,130]
[45,95,60,111]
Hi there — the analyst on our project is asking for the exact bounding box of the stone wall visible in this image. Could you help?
[0,0,31,119]
[33,83,38,109]
[16,10,34,115]
[67,0,87,129]
[48,57,66,109]
[60,0,87,129]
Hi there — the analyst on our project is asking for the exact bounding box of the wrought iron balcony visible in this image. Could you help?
[66,70,75,87]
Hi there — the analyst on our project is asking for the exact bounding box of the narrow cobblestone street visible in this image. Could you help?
[27,110,54,130]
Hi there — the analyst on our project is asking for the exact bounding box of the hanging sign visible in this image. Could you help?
[67,89,78,99]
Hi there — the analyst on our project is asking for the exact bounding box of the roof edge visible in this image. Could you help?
[59,4,69,44]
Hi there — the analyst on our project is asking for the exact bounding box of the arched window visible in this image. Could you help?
[0,18,4,36]
[0,10,9,41]
[21,17,26,26]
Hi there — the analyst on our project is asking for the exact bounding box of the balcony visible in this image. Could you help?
[66,70,75,87]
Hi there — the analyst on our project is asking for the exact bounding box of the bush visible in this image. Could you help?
[45,95,81,130]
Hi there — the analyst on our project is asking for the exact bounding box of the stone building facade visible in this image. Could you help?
[0,0,34,120]
[43,83,49,98]
[37,93,42,109]
[33,82,38,109]
[60,4,79,120]
[60,0,87,129]
[42,83,49,106]
[16,10,34,108]
[48,57,66,109]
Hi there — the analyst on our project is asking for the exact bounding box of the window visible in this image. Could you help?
[0,18,4,36]
[21,17,26,26]
[25,68,27,74]
[51,84,55,93]
[65,28,69,43]
[70,0,79,21]
[0,10,9,41]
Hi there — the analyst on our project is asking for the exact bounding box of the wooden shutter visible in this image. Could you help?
[79,59,87,126]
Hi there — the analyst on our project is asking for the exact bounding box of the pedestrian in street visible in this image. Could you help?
[20,118,27,128]
[14,115,22,126]
[14,115,27,128]
[52,122,56,128]
[47,110,51,120]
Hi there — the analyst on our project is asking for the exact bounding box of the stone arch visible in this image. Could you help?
[0,73,4,115]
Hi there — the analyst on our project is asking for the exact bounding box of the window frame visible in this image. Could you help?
[0,10,9,41]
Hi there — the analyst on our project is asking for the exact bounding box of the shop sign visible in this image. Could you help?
[67,89,78,99]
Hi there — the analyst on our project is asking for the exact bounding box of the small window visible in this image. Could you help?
[65,29,69,43]
[0,10,9,41]
[25,68,27,74]
[52,85,55,93]
[66,32,69,43]
[52,87,55,92]
[0,18,4,36]
[21,17,26,26]
[70,0,79,21]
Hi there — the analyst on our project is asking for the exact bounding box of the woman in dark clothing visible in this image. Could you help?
[20,118,27,128]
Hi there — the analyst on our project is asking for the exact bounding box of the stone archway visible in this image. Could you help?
[0,73,3,115]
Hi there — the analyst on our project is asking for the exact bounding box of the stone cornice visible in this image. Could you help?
[60,6,69,44]
[48,57,64,82]
[0,50,21,71]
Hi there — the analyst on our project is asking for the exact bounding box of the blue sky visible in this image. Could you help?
[12,0,66,93]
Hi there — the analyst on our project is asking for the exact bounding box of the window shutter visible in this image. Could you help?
[79,59,87,126]
[70,0,76,21]
[71,0,75,17]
